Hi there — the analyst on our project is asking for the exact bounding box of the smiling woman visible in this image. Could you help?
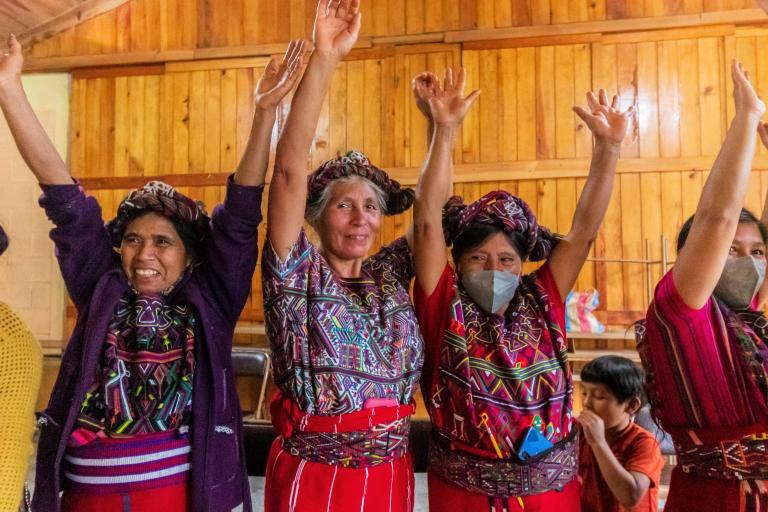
[0,32,307,512]
[260,2,427,510]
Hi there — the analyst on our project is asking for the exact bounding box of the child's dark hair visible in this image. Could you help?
[581,355,645,404]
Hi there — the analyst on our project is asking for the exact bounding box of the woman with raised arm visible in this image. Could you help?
[261,1,426,510]
[412,82,633,511]
[638,61,768,512]
[0,34,305,512]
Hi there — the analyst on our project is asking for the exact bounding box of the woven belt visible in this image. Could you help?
[428,431,578,497]
[677,431,768,480]
[281,415,410,469]
[62,431,191,494]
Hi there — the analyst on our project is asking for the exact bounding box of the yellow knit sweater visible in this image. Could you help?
[0,302,42,512]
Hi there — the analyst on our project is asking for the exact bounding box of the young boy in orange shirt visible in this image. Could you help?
[578,356,664,512]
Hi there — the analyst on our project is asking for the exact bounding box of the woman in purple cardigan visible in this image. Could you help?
[0,35,305,512]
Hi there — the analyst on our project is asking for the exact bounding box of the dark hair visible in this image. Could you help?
[451,222,529,264]
[581,355,645,404]
[121,210,203,264]
[0,224,7,257]
[677,208,768,252]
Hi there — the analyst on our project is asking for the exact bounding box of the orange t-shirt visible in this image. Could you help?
[579,421,664,512]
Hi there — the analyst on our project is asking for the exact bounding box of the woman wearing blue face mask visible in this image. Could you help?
[410,71,634,511]
[636,61,768,512]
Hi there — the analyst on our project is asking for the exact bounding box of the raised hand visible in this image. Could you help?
[412,71,439,121]
[255,39,306,112]
[732,59,766,118]
[313,0,362,59]
[0,35,23,88]
[573,89,634,146]
[416,68,480,127]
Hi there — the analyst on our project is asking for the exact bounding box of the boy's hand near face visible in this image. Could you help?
[579,409,607,447]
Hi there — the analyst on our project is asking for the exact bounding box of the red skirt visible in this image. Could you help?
[264,437,415,512]
[427,471,580,512]
[265,394,417,511]
[665,467,768,512]
[62,482,189,512]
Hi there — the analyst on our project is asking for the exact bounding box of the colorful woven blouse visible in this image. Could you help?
[414,262,573,459]
[639,271,768,429]
[74,291,196,440]
[262,230,424,415]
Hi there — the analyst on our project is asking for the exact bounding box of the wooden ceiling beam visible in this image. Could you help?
[16,0,130,48]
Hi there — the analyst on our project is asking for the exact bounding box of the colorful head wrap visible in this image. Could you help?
[442,190,558,261]
[106,181,210,248]
[306,150,414,216]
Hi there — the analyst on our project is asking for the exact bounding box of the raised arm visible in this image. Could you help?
[0,35,69,185]
[413,71,438,148]
[756,120,768,309]
[673,60,765,309]
[234,39,305,186]
[547,90,633,301]
[413,68,479,295]
[268,0,361,260]
[404,71,439,249]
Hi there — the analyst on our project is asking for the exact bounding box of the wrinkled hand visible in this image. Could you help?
[313,0,361,59]
[573,89,634,145]
[0,35,23,88]
[255,39,306,111]
[578,410,607,447]
[415,67,480,127]
[732,59,766,118]
[412,71,439,121]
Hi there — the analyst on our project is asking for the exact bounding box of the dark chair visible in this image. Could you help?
[231,347,271,421]
[232,347,278,476]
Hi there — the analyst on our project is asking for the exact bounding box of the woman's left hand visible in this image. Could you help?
[254,39,306,112]
[574,89,635,146]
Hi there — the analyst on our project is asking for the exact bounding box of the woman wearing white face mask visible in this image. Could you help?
[636,61,768,512]
[411,72,634,510]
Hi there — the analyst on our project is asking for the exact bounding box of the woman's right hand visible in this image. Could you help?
[0,35,23,90]
[732,59,766,119]
[313,0,362,60]
[416,67,480,128]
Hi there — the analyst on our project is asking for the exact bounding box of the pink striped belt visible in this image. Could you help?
[62,430,191,495]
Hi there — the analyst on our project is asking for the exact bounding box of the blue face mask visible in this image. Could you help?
[461,270,520,315]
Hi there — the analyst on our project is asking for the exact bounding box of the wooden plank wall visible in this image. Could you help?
[30,0,768,335]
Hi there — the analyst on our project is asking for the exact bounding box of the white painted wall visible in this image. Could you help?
[0,73,69,351]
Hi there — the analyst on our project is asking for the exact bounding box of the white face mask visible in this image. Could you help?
[714,255,767,310]
[461,270,520,315]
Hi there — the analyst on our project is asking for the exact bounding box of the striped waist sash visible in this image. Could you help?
[63,430,191,495]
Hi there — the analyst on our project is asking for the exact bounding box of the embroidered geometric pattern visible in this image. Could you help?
[281,416,411,468]
[676,431,768,480]
[429,430,578,497]
[430,267,573,459]
[263,230,424,415]
[76,294,196,436]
